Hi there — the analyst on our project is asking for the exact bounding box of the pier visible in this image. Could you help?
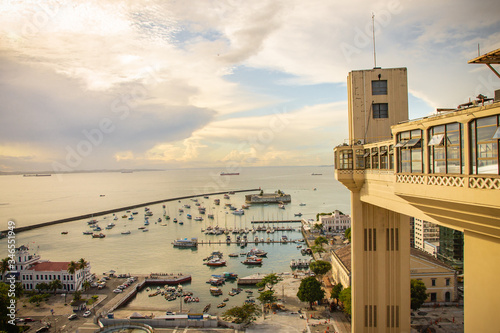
[2,188,260,234]
[251,220,302,224]
[197,239,301,245]
[237,273,266,285]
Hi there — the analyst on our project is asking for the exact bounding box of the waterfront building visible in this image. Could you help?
[333,48,500,332]
[330,245,458,303]
[320,210,351,234]
[413,218,440,257]
[3,245,91,292]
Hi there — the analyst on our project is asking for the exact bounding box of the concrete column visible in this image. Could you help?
[351,193,411,332]
[464,230,500,332]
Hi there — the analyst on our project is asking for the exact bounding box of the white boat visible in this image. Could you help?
[194,216,203,221]
[121,231,131,235]
[299,203,306,206]
[232,209,244,215]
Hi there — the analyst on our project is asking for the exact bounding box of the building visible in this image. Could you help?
[438,225,464,271]
[333,48,500,332]
[3,245,91,293]
[320,210,351,234]
[413,218,440,256]
[330,246,457,303]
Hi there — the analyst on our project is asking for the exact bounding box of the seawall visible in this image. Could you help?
[3,188,260,234]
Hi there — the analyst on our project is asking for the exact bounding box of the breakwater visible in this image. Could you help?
[2,188,259,234]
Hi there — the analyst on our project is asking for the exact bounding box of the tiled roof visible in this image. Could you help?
[333,244,351,272]
[410,248,455,271]
[28,262,71,272]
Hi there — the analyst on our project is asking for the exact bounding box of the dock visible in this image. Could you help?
[251,220,302,224]
[197,239,300,245]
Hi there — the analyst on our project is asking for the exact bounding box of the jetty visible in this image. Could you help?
[197,239,301,245]
[245,193,291,204]
[251,220,302,224]
[2,188,260,234]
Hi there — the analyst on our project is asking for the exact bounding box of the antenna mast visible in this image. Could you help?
[372,13,377,68]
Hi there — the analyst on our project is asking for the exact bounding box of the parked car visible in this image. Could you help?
[113,289,123,293]
[68,314,77,320]
[83,310,92,317]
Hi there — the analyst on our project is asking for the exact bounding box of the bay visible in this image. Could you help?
[0,166,350,315]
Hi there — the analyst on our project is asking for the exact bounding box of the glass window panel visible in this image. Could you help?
[373,103,388,118]
[447,131,459,145]
[446,123,459,131]
[410,130,422,138]
[476,116,497,127]
[433,125,445,134]
[436,160,446,173]
[477,126,497,142]
[447,146,460,160]
[478,158,499,174]
[372,80,387,95]
[428,134,445,146]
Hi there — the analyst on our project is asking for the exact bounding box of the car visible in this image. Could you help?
[68,314,77,320]
[113,288,123,293]
[83,310,92,317]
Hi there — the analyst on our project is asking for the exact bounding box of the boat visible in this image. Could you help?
[138,226,146,230]
[113,215,118,220]
[207,213,214,219]
[206,259,227,267]
[214,199,220,205]
[61,231,68,235]
[278,203,285,209]
[241,256,263,265]
[217,302,227,308]
[92,233,106,238]
[87,219,98,225]
[157,218,162,223]
[83,231,93,235]
[232,209,244,215]
[173,218,178,223]
[311,173,323,175]
[144,220,149,226]
[132,211,139,215]
[203,304,211,313]
[220,172,240,176]
[209,287,223,296]
[194,216,203,221]
[294,212,303,217]
[247,248,267,257]
[143,228,149,232]
[172,238,198,248]
[187,214,192,219]
[228,253,239,257]
[179,221,184,225]
[242,204,251,209]
[121,231,131,235]
[299,203,306,206]
[184,204,191,209]
[223,272,238,280]
[224,194,230,199]
[121,215,128,218]
[128,215,134,220]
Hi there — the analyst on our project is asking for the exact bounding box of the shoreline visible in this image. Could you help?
[1,188,260,234]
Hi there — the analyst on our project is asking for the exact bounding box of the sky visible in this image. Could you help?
[0,0,499,172]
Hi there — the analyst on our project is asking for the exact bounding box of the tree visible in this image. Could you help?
[36,282,49,294]
[311,245,326,254]
[222,303,261,326]
[72,290,82,302]
[67,261,78,275]
[82,280,91,297]
[256,273,283,291]
[257,289,278,315]
[309,260,332,277]
[78,258,88,270]
[314,236,328,246]
[344,228,351,242]
[411,279,427,311]
[29,294,45,306]
[0,258,9,281]
[296,276,325,310]
[339,287,351,316]
[0,282,20,332]
[330,283,343,305]
[49,279,63,295]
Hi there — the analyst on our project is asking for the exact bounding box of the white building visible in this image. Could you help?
[320,210,351,234]
[4,245,91,293]
[414,218,440,256]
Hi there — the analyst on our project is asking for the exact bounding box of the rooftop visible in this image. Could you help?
[28,261,71,272]
[333,244,351,272]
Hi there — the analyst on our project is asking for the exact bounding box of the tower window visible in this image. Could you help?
[373,103,388,118]
[372,80,387,95]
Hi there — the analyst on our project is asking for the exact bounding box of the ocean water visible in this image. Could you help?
[0,166,350,314]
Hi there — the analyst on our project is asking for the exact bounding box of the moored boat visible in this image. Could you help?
[172,237,198,248]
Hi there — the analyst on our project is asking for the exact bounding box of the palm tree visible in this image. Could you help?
[78,258,88,270]
[1,257,9,282]
[67,261,78,275]
[49,279,63,295]
[82,280,91,297]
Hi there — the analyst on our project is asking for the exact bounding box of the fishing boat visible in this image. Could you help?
[294,212,303,217]
[228,253,239,257]
[214,199,220,205]
[241,256,262,265]
[121,231,131,235]
[206,259,227,267]
[210,287,223,296]
[143,228,149,232]
[232,209,244,215]
[220,172,239,176]
[61,231,68,235]
[217,302,227,308]
[203,304,211,313]
[194,216,203,221]
[92,233,106,238]
[83,231,93,235]
[299,203,306,206]
[128,215,134,220]
[179,221,184,225]
[186,214,192,219]
[173,218,178,223]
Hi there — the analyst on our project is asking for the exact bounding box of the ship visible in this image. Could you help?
[220,172,240,176]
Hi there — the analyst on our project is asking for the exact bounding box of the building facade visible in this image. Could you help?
[333,48,500,332]
[3,245,91,293]
[438,226,464,270]
[331,246,457,303]
[413,218,440,256]
[320,210,351,233]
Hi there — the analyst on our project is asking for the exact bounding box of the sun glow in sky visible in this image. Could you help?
[0,0,499,172]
